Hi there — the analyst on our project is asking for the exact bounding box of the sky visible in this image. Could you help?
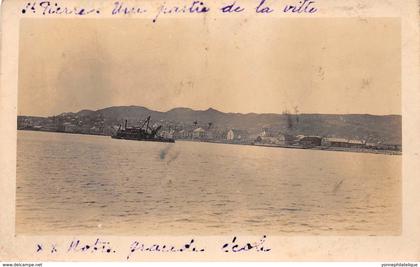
[18,18,401,116]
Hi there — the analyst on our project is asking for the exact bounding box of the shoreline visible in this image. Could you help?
[18,129,402,156]
[179,139,402,156]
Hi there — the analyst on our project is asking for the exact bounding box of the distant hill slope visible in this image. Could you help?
[57,106,401,144]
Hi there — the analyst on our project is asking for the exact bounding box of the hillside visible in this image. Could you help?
[56,106,401,144]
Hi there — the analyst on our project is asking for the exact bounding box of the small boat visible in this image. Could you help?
[111,116,175,143]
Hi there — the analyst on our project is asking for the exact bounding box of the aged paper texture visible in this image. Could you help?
[0,0,419,261]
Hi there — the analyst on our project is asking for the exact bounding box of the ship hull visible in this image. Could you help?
[111,135,175,143]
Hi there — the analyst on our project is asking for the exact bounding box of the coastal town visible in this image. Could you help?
[17,109,402,154]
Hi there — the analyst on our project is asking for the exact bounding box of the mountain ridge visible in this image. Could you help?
[46,105,402,144]
[59,105,401,117]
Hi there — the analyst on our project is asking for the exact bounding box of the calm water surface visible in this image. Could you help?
[16,131,401,235]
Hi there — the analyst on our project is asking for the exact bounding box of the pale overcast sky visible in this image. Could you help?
[18,18,400,116]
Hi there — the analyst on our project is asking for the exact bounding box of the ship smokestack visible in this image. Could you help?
[125,120,128,129]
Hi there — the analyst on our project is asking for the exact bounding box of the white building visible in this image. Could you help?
[192,127,206,139]
[227,129,248,141]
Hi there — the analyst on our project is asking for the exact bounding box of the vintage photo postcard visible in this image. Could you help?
[0,0,419,262]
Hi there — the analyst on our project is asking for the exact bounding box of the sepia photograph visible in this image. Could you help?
[15,17,403,237]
